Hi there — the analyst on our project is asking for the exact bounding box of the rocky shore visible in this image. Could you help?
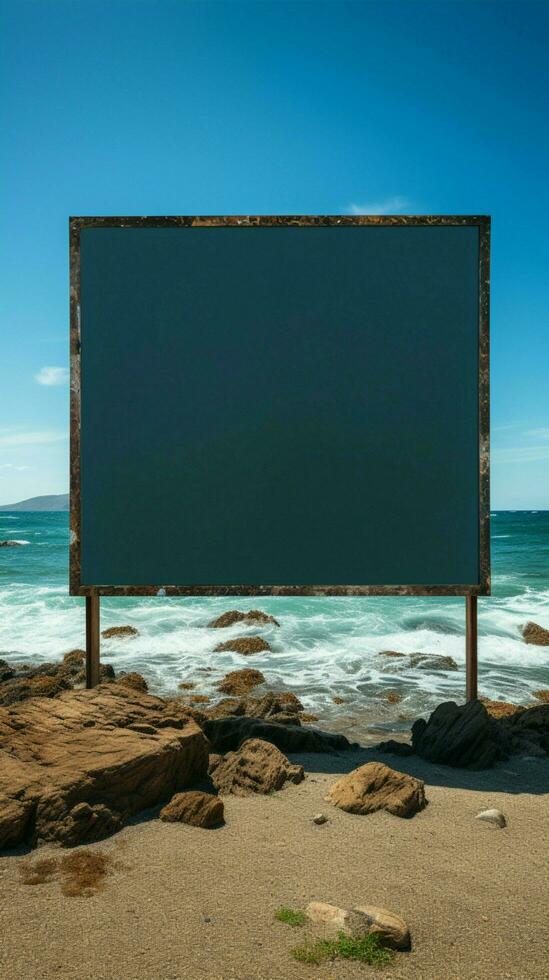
[1,610,548,852]
[1,610,548,978]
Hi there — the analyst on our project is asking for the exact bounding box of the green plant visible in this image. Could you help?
[275,906,307,927]
[291,931,394,967]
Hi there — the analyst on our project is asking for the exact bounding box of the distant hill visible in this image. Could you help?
[0,493,69,512]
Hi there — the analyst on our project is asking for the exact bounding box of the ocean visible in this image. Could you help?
[1,511,548,735]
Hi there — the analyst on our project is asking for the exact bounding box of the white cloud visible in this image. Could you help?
[346,196,411,216]
[0,463,30,471]
[492,445,549,464]
[35,366,69,386]
[0,430,67,448]
[524,427,549,440]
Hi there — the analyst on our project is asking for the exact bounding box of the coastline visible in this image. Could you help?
[2,512,549,718]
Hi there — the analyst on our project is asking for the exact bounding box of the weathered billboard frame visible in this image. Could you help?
[70,215,490,695]
[70,214,490,598]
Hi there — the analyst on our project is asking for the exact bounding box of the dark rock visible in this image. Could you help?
[203,715,355,754]
[375,739,415,757]
[0,540,24,547]
[0,660,15,684]
[411,700,504,769]
[503,702,549,756]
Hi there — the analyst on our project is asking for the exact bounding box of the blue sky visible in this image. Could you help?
[1,0,548,508]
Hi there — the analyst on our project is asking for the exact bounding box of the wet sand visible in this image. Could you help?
[1,748,548,980]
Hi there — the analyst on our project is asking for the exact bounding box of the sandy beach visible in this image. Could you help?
[1,746,547,980]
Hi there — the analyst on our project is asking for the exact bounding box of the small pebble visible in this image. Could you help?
[312,813,328,825]
[475,808,507,828]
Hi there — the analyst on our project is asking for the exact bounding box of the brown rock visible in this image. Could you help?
[207,753,223,775]
[203,697,246,720]
[353,905,411,949]
[0,672,72,706]
[0,657,115,706]
[326,762,426,818]
[62,649,86,667]
[207,609,280,629]
[50,802,123,847]
[521,621,549,646]
[410,654,458,671]
[246,692,302,723]
[187,694,210,704]
[178,682,195,690]
[304,902,410,949]
[217,668,266,696]
[116,672,148,693]
[0,685,208,850]
[480,697,521,719]
[382,691,403,704]
[167,703,208,728]
[0,798,31,850]
[101,625,139,639]
[533,690,549,703]
[300,713,319,723]
[214,636,272,655]
[160,790,224,828]
[201,690,303,724]
[278,691,304,711]
[74,663,115,685]
[333,696,345,704]
[210,738,304,796]
[305,902,366,938]
[378,650,406,658]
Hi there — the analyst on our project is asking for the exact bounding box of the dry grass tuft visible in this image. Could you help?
[59,850,114,897]
[20,849,116,897]
[19,857,58,886]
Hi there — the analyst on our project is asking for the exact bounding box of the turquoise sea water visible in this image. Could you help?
[1,511,548,732]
